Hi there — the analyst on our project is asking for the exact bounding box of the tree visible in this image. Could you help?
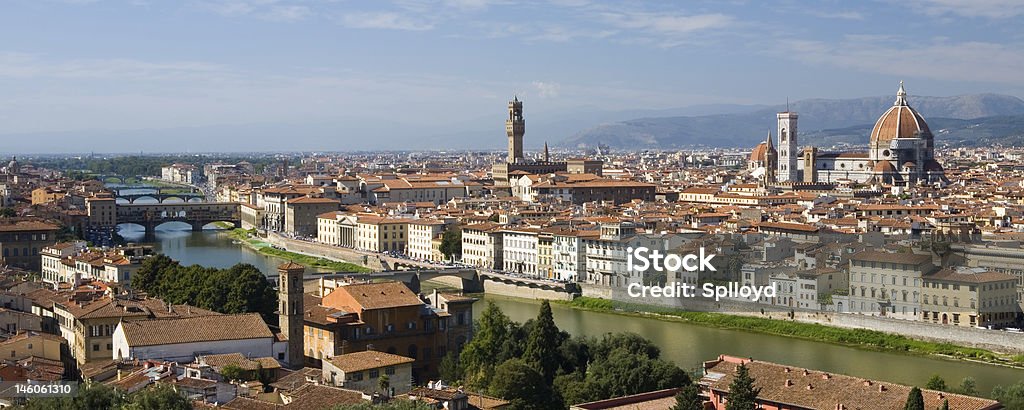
[957,377,978,396]
[219,364,247,381]
[725,364,759,410]
[459,302,520,390]
[0,208,15,218]
[904,386,925,410]
[439,229,462,261]
[992,381,1024,409]
[122,384,190,410]
[20,382,122,410]
[378,374,391,396]
[523,300,561,383]
[488,359,563,410]
[671,384,703,410]
[439,351,461,382]
[939,399,949,410]
[926,374,948,391]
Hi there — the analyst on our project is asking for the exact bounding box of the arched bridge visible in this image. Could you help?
[378,258,577,294]
[112,186,205,203]
[307,269,484,293]
[116,202,241,235]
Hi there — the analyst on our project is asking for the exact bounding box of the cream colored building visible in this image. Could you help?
[356,216,409,253]
[321,351,414,396]
[461,223,503,270]
[921,267,1019,328]
[501,228,539,276]
[408,219,448,262]
[317,211,358,247]
[847,250,932,319]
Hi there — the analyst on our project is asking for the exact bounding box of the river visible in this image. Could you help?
[120,226,1024,397]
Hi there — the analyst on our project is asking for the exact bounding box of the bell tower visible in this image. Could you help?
[777,110,798,182]
[506,96,525,164]
[278,262,305,369]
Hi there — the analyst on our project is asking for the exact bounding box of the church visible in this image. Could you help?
[749,82,946,187]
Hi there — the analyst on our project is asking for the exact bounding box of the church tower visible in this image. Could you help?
[278,262,305,369]
[506,97,525,164]
[777,110,799,182]
[763,131,777,186]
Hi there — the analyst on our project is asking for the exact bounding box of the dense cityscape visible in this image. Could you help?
[0,85,1022,409]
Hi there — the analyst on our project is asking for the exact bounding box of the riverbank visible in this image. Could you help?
[218,226,372,272]
[558,296,1024,369]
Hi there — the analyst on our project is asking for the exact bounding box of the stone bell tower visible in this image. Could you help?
[278,262,305,369]
[506,96,525,164]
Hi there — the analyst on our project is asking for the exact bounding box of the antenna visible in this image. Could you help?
[786,97,790,112]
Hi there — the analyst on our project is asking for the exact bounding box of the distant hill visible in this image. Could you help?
[560,94,1024,149]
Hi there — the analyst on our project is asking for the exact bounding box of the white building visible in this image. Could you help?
[317,211,358,247]
[461,223,503,270]
[501,228,540,276]
[112,313,279,363]
[407,219,448,262]
[40,242,150,289]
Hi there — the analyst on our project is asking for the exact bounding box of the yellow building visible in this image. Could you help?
[922,267,1019,328]
[355,216,410,253]
[0,331,65,362]
[31,187,68,205]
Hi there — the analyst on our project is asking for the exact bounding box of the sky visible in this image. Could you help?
[2,0,1024,153]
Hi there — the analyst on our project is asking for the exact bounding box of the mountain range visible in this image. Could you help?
[560,94,1024,149]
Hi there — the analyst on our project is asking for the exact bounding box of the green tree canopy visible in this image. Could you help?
[488,359,563,410]
[925,375,948,391]
[904,386,925,410]
[992,381,1024,409]
[671,384,704,410]
[439,229,462,260]
[725,364,759,410]
[523,300,561,383]
[121,384,190,410]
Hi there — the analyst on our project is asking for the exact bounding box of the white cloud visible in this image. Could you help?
[0,52,230,81]
[902,0,1024,18]
[533,81,561,98]
[340,12,435,31]
[808,10,864,20]
[779,36,1024,85]
[601,11,733,35]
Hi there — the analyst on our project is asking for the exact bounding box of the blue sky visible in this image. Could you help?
[2,0,1023,152]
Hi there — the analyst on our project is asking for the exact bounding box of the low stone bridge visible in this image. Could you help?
[113,186,205,203]
[116,202,241,235]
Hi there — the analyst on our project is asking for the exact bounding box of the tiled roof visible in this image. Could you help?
[331,281,423,311]
[704,356,1000,410]
[326,350,415,373]
[200,352,281,371]
[120,313,273,347]
[851,250,932,264]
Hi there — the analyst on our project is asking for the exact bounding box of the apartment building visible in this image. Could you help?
[461,223,503,270]
[501,227,540,276]
[317,211,358,248]
[41,243,152,289]
[0,219,60,271]
[921,267,1019,328]
[407,219,448,262]
[847,250,934,319]
[285,196,340,238]
[355,216,410,253]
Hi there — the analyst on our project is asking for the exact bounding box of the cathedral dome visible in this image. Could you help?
[869,82,932,148]
[749,141,775,162]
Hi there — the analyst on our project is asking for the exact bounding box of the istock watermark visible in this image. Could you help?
[626,246,716,273]
[624,246,777,302]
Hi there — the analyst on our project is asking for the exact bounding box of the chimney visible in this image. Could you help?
[802,369,809,376]
[806,383,814,390]
[878,384,886,392]
[822,373,831,380]
[863,380,872,386]
[784,379,793,387]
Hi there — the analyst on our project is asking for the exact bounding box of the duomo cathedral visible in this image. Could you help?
[748,82,946,187]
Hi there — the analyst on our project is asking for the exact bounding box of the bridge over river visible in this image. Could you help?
[115,202,241,236]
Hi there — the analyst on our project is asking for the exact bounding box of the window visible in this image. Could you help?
[369,369,379,378]
[385,367,395,375]
[92,344,99,352]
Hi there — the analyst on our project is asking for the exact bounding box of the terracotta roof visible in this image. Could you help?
[924,268,1016,284]
[703,355,1000,410]
[119,313,273,347]
[200,352,281,371]
[278,262,306,271]
[329,281,423,311]
[851,250,932,265]
[326,350,415,373]
[0,220,60,232]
